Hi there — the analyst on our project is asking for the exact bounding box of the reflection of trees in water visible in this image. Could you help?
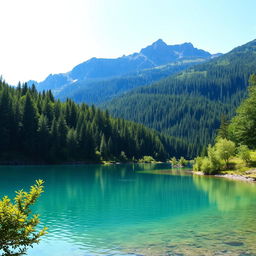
[2,165,256,254]
[193,175,256,211]
[29,164,208,245]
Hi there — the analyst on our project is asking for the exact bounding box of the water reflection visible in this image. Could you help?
[0,164,256,255]
[193,174,256,211]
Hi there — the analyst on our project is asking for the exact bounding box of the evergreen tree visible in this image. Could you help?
[37,115,50,159]
[0,89,12,152]
[78,124,95,160]
[67,128,78,159]
[22,92,39,155]
[57,115,68,158]
[0,80,176,163]
[100,134,108,160]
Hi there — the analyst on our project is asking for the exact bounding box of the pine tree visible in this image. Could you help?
[100,134,108,160]
[78,124,95,160]
[37,115,50,159]
[57,115,68,159]
[67,128,78,159]
[22,92,39,155]
[0,89,12,152]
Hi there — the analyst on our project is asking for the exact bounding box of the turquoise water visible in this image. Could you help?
[0,164,256,256]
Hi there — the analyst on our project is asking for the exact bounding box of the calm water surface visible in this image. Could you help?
[0,164,256,256]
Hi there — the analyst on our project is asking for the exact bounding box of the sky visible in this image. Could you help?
[0,0,255,85]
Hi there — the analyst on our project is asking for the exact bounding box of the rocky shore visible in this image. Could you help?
[193,170,256,182]
[215,173,256,182]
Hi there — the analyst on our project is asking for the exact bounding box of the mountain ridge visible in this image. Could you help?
[32,39,217,95]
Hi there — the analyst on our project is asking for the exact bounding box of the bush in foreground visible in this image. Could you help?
[0,180,47,256]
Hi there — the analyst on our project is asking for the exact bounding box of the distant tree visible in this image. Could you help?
[78,124,96,160]
[217,115,229,140]
[37,115,50,159]
[0,89,12,151]
[120,151,128,162]
[139,155,156,163]
[171,157,178,167]
[100,134,108,160]
[57,115,68,159]
[0,80,171,163]
[0,180,47,256]
[215,138,236,168]
[178,156,187,167]
[67,128,78,159]
[57,115,68,148]
[22,92,39,154]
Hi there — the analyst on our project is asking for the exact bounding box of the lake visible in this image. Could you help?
[0,164,256,256]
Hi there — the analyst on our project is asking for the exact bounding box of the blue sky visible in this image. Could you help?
[0,0,255,85]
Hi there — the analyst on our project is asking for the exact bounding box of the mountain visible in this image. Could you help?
[140,39,211,65]
[56,58,208,104]
[32,39,216,104]
[103,39,256,157]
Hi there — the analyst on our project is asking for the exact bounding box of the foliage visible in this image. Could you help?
[178,157,188,167]
[237,145,251,165]
[193,157,203,172]
[0,80,180,163]
[104,39,256,157]
[193,74,256,174]
[119,151,128,162]
[170,157,178,166]
[0,180,47,256]
[138,156,156,163]
[193,144,223,175]
[215,138,236,167]
[216,115,230,140]
[207,144,222,172]
[228,74,256,148]
[200,157,215,175]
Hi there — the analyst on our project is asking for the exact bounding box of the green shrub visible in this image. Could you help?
[0,180,47,256]
[207,145,222,172]
[215,138,236,168]
[139,155,156,163]
[178,157,187,167]
[238,145,251,165]
[193,157,203,172]
[170,157,178,166]
[201,157,214,174]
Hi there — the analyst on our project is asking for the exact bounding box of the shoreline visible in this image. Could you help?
[193,171,256,183]
[0,160,164,166]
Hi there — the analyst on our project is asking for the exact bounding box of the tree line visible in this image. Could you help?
[0,79,191,163]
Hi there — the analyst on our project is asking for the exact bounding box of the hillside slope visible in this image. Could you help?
[57,59,207,104]
[103,39,256,157]
[31,39,215,105]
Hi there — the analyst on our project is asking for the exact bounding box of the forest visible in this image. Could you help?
[0,79,193,163]
[193,74,256,175]
[104,39,256,157]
